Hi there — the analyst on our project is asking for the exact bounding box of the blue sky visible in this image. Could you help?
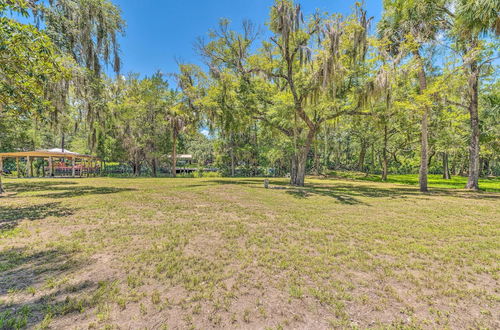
[113,0,383,78]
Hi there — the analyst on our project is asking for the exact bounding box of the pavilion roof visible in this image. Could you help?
[0,148,97,159]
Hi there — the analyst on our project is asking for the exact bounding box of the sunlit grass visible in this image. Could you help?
[0,175,498,328]
[326,171,500,192]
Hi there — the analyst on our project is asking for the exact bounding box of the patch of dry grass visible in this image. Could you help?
[0,177,498,329]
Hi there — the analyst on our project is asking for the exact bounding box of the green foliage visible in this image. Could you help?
[1,0,498,185]
[106,72,176,171]
[0,3,66,115]
[186,133,214,167]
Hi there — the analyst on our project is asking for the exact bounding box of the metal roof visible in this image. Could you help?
[0,149,97,159]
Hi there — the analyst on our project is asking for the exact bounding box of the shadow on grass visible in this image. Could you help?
[0,246,99,328]
[3,181,78,193]
[4,181,135,199]
[204,178,500,204]
[325,172,500,193]
[294,183,500,204]
[285,187,366,205]
[36,186,134,199]
[0,247,86,294]
[204,179,370,204]
[201,179,269,186]
[0,202,75,231]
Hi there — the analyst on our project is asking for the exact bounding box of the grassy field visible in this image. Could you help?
[326,171,500,192]
[0,175,499,329]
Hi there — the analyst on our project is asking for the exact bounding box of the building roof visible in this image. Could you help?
[43,148,81,155]
[0,148,97,159]
[168,154,193,159]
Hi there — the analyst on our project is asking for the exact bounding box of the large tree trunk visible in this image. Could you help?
[292,155,304,186]
[131,160,141,176]
[290,129,315,186]
[381,156,388,181]
[291,150,308,186]
[132,152,141,176]
[171,130,177,178]
[466,60,480,190]
[442,152,451,179]
[415,51,429,192]
[418,109,429,191]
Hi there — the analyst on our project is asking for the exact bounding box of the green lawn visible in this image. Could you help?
[326,171,500,192]
[0,176,499,329]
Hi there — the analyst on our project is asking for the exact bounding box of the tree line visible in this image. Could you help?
[0,0,498,193]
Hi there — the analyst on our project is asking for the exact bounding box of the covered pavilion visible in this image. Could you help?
[0,148,101,178]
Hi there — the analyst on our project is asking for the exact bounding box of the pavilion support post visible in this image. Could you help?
[0,157,3,174]
[16,157,20,177]
[72,157,75,177]
[49,157,53,177]
[27,156,32,177]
